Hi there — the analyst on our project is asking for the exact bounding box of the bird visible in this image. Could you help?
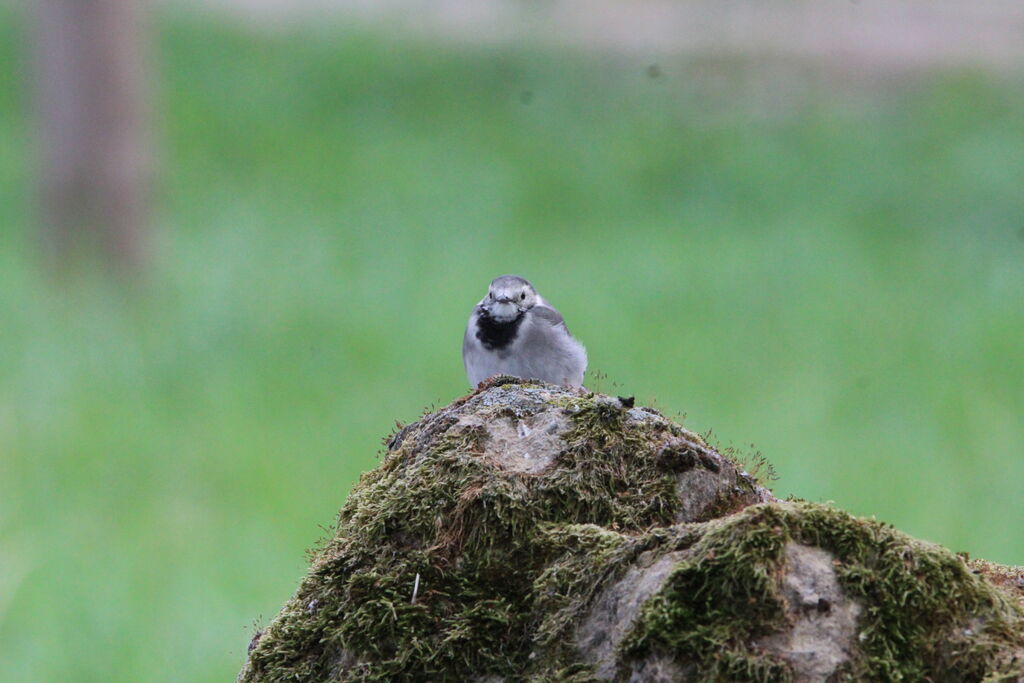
[463,275,587,388]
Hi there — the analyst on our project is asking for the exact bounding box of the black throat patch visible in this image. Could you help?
[475,310,523,351]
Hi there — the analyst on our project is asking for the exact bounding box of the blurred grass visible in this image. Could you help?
[1,8,1023,681]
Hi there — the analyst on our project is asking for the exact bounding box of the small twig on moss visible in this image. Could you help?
[411,573,421,604]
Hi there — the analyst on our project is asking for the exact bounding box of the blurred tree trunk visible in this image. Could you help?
[32,0,153,270]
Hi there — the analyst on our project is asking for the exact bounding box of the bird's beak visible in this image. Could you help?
[483,297,520,322]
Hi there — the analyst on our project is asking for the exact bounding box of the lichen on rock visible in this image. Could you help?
[239,377,1024,682]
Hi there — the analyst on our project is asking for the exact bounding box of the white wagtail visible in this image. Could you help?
[462,275,587,388]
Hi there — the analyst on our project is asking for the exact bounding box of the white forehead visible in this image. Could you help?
[489,275,534,292]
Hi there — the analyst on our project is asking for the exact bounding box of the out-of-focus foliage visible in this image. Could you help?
[0,10,1021,682]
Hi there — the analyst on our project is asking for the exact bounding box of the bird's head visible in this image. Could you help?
[478,275,538,322]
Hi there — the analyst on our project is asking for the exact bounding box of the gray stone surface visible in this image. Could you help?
[577,550,690,680]
[755,543,862,682]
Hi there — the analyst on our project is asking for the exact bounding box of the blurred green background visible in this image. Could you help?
[1,4,1023,681]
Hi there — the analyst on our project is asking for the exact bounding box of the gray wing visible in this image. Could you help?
[522,303,587,388]
[463,310,482,360]
[463,309,493,387]
[531,304,571,335]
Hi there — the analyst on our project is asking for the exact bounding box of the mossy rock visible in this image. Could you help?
[239,377,1024,682]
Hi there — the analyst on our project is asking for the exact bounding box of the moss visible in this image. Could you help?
[243,381,710,681]
[240,380,1024,682]
[967,558,1024,610]
[529,523,644,671]
[622,503,1024,682]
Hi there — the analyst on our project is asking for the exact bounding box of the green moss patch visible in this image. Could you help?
[621,503,1024,681]
[240,380,1023,682]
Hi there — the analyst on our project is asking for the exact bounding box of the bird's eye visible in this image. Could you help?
[520,292,526,301]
